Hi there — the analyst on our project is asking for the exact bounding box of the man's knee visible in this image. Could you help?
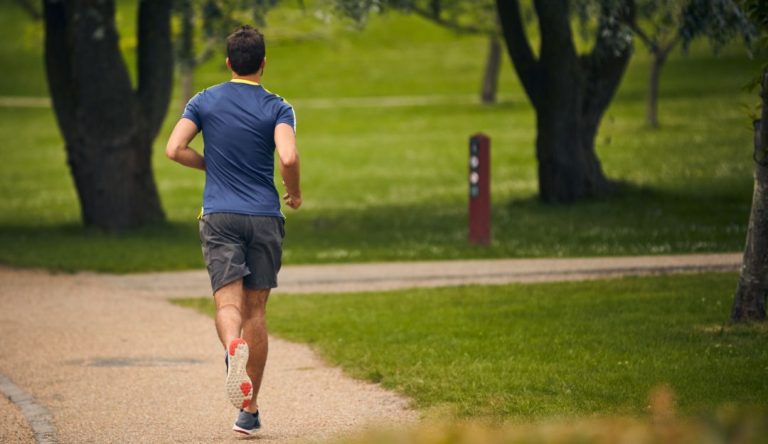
[216,302,243,317]
[214,279,245,312]
[244,288,270,317]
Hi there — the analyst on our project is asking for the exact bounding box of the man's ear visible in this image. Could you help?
[259,58,267,74]
[225,57,232,71]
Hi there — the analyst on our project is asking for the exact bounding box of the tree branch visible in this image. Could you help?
[42,0,77,145]
[195,36,219,66]
[660,32,682,58]
[14,0,41,20]
[496,0,542,107]
[70,0,136,142]
[623,14,679,60]
[137,0,173,140]
[626,20,656,51]
[582,0,635,123]
[410,5,493,35]
[535,0,578,64]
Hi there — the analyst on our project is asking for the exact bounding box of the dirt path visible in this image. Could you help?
[0,252,742,443]
[0,267,416,443]
[0,394,34,443]
[93,252,742,299]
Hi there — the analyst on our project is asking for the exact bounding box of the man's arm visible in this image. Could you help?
[275,122,301,209]
[166,118,205,170]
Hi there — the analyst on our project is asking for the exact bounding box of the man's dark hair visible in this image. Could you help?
[226,25,265,76]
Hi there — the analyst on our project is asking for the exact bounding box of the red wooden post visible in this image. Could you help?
[469,133,491,245]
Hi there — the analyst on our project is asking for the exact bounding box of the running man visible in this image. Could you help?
[165,25,301,436]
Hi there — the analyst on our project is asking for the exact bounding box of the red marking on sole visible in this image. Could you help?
[228,338,246,357]
[242,399,251,409]
[240,381,252,396]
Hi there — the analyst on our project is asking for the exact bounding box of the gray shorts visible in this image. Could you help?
[199,213,285,294]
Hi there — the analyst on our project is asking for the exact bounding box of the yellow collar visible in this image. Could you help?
[230,79,260,86]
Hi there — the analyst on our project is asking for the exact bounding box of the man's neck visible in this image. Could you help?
[231,72,262,84]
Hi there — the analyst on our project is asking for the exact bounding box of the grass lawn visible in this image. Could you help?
[0,2,763,271]
[176,272,768,420]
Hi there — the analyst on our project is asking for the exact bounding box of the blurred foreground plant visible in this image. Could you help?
[333,387,767,444]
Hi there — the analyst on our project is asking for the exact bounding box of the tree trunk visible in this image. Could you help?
[481,35,502,105]
[533,49,611,202]
[646,50,666,129]
[731,70,768,323]
[496,0,633,202]
[67,129,164,228]
[43,0,170,231]
[536,109,610,202]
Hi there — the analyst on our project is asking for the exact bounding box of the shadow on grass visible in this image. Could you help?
[0,185,751,272]
[284,184,750,263]
[0,221,203,273]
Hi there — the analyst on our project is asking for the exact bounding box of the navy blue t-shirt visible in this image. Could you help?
[182,80,295,218]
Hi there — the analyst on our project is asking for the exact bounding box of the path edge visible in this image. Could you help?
[0,372,57,444]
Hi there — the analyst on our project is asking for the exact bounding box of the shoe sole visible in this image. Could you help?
[232,424,260,435]
[226,338,253,410]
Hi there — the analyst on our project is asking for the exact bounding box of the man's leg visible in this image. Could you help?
[241,288,270,413]
[213,279,246,348]
[215,279,258,411]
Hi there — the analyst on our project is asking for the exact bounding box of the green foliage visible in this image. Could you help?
[0,4,762,271]
[172,0,288,79]
[330,0,382,24]
[738,0,768,81]
[173,0,279,68]
[333,0,757,63]
[629,0,688,52]
[197,0,281,30]
[332,0,497,34]
[637,0,685,31]
[577,0,757,60]
[680,0,756,53]
[176,273,768,419]
[571,0,634,55]
[740,0,768,32]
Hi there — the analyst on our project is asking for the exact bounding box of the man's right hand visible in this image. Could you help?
[283,192,302,209]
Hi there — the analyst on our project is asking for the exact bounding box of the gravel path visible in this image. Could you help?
[93,252,742,298]
[0,394,34,443]
[0,267,416,443]
[0,252,742,443]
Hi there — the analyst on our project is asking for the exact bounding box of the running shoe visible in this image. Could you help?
[232,409,261,435]
[225,338,253,410]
